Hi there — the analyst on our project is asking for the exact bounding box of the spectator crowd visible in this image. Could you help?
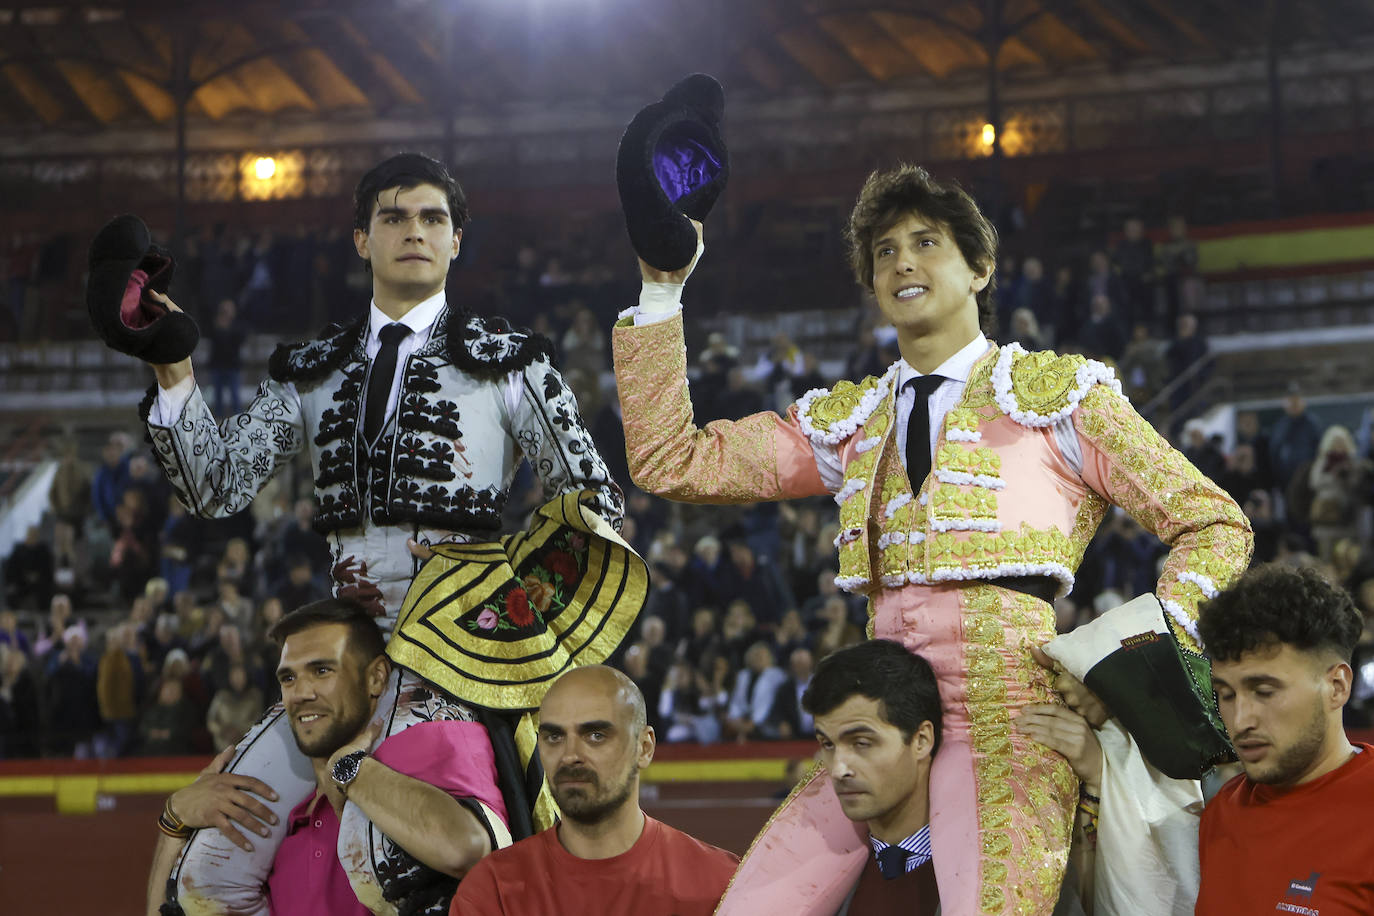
[2,208,1373,761]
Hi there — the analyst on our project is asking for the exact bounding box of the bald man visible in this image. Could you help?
[449,666,738,915]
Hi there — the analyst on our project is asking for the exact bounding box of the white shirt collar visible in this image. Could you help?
[895,333,990,388]
[368,290,446,345]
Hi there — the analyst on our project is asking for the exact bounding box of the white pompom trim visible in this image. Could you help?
[885,493,912,519]
[933,469,1007,490]
[992,342,1123,428]
[834,478,868,506]
[929,560,1075,599]
[946,429,981,442]
[877,531,907,549]
[835,574,871,593]
[832,527,863,548]
[798,364,900,445]
[930,518,1002,533]
[1162,599,1202,643]
[1177,570,1219,599]
[880,571,932,588]
[856,436,882,453]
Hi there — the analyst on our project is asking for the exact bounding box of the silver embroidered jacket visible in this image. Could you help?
[144,305,623,626]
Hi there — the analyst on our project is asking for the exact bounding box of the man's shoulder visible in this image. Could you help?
[992,341,1122,427]
[473,825,558,872]
[795,367,898,444]
[440,308,555,379]
[652,817,740,870]
[268,314,367,384]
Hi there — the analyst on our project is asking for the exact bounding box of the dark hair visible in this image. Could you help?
[353,153,469,232]
[267,597,387,665]
[845,164,999,334]
[802,639,942,754]
[1198,564,1362,664]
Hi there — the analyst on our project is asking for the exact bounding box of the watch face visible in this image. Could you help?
[333,751,366,787]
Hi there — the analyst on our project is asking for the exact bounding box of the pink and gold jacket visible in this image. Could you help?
[613,315,1250,650]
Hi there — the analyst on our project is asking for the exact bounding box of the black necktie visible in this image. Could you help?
[904,375,945,488]
[363,323,409,444]
[876,844,912,880]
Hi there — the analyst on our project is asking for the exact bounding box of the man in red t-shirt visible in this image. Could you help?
[449,666,738,916]
[1196,564,1374,915]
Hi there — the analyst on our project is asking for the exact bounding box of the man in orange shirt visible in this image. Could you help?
[1196,564,1374,914]
[449,666,738,915]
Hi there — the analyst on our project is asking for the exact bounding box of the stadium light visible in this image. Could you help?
[981,123,996,148]
[253,156,277,181]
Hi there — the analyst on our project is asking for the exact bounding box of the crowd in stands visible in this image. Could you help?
[2,207,1373,761]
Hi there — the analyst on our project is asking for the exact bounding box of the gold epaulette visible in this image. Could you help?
[796,367,896,445]
[992,343,1121,427]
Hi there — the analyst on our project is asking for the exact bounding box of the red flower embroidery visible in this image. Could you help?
[506,588,535,627]
[545,550,578,583]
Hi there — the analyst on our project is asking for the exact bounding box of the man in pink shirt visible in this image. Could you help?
[147,598,506,915]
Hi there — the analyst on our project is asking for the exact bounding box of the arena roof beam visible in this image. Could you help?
[242,19,370,112]
[330,15,426,109]
[348,12,443,110]
[1135,0,1217,55]
[815,11,929,83]
[41,18,151,124]
[1072,0,1157,57]
[85,20,177,122]
[1007,6,1101,70]
[0,19,98,123]
[775,19,876,88]
[1026,0,1131,67]
[723,0,829,92]
[292,15,399,111]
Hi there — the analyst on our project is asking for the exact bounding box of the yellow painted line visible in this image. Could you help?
[0,775,57,797]
[643,759,789,783]
[1198,224,1374,273]
[0,772,199,802]
[101,773,199,794]
[1,758,789,806]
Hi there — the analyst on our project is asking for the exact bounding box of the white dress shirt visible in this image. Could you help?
[153,291,525,427]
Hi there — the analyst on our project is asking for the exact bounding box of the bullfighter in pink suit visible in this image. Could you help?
[610,164,1252,915]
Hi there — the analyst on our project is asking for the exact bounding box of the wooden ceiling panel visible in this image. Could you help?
[192,73,258,120]
[230,56,317,114]
[998,36,1047,72]
[334,15,424,106]
[1136,0,1216,53]
[118,69,176,121]
[1019,11,1101,66]
[1,62,64,123]
[815,12,927,83]
[345,14,439,108]
[0,0,1370,132]
[253,19,370,110]
[54,59,131,123]
[870,12,988,80]
[775,22,873,87]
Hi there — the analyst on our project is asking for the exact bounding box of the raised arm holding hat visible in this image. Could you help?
[88,154,648,916]
[609,75,1251,916]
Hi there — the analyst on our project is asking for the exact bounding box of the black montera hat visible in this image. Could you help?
[616,73,729,272]
[87,214,199,364]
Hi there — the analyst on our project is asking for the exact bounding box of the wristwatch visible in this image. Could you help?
[331,750,369,794]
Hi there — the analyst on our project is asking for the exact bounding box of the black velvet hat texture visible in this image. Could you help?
[87,214,199,364]
[616,73,729,272]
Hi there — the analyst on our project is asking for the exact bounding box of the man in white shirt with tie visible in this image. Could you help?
[610,162,1250,914]
[134,153,632,915]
